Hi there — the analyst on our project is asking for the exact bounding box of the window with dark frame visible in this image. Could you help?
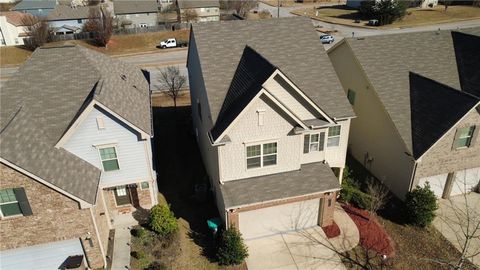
[454,126,475,149]
[0,188,32,217]
[303,133,325,153]
[347,89,356,105]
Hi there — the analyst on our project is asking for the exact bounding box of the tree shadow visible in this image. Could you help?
[152,105,221,263]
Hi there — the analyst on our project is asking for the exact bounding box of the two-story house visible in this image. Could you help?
[114,0,159,29]
[177,0,220,23]
[47,4,91,35]
[187,17,355,240]
[328,28,480,200]
[0,45,157,269]
[0,11,32,46]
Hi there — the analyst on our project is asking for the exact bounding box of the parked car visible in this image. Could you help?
[320,35,334,44]
[368,19,379,26]
[158,38,188,49]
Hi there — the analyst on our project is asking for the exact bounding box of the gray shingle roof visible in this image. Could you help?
[113,0,159,15]
[177,0,219,9]
[190,17,354,127]
[13,0,57,11]
[47,5,91,21]
[0,45,151,204]
[221,162,341,209]
[345,27,480,154]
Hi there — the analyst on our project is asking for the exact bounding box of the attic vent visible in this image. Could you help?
[96,116,105,130]
[120,74,127,81]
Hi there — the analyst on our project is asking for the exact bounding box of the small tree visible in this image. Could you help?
[366,180,389,218]
[359,0,407,25]
[21,15,50,51]
[83,6,113,47]
[149,204,178,237]
[404,183,438,227]
[181,9,198,24]
[221,0,258,17]
[158,66,186,108]
[217,226,248,265]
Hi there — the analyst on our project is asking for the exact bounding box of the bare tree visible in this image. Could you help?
[220,0,258,17]
[21,15,51,51]
[366,180,390,218]
[83,6,113,47]
[158,66,186,108]
[181,9,198,24]
[428,176,480,269]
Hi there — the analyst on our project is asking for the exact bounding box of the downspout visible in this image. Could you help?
[89,208,108,268]
[408,160,418,192]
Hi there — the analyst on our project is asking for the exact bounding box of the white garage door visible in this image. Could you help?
[239,199,320,240]
[418,173,448,198]
[451,167,480,196]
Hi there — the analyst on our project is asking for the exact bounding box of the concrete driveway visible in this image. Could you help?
[433,192,480,267]
[246,204,359,270]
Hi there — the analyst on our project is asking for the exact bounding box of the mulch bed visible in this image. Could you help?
[322,221,341,239]
[342,204,395,257]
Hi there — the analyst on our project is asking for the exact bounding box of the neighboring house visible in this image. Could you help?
[177,0,219,22]
[12,0,57,17]
[114,0,159,29]
[346,0,437,9]
[159,0,174,11]
[187,17,355,240]
[47,4,91,35]
[328,28,480,200]
[0,45,157,269]
[0,11,32,46]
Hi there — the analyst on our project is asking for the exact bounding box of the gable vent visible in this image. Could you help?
[96,116,105,130]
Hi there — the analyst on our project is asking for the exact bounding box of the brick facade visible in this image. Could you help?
[103,183,153,218]
[414,109,480,186]
[0,163,108,269]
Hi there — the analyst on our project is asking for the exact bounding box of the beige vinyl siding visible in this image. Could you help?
[219,95,301,182]
[328,43,415,198]
[263,76,319,120]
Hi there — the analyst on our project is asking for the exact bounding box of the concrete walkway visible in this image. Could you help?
[246,204,360,270]
[433,193,480,267]
[111,214,138,270]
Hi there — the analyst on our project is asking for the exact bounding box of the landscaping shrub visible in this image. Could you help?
[340,168,372,209]
[351,189,372,210]
[149,204,178,237]
[217,227,248,265]
[405,183,438,227]
[131,250,146,260]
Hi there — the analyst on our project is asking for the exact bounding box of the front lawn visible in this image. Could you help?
[0,46,32,67]
[292,4,480,28]
[342,156,478,270]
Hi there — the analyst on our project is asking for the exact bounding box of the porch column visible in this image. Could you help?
[442,172,455,199]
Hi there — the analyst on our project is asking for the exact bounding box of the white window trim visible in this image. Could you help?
[327,125,341,147]
[455,126,475,149]
[0,189,22,219]
[245,141,278,170]
[305,132,325,153]
[96,144,121,172]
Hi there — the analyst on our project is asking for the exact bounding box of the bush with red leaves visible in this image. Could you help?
[342,204,395,257]
[322,222,341,239]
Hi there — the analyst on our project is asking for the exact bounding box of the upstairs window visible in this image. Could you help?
[454,126,475,149]
[246,142,277,169]
[99,147,120,171]
[327,125,341,147]
[303,133,325,153]
[0,188,32,218]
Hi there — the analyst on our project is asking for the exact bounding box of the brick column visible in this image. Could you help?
[227,210,239,229]
[319,192,337,227]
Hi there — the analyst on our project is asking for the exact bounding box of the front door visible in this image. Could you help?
[114,186,131,206]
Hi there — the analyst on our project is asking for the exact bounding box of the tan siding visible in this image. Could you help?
[328,43,415,198]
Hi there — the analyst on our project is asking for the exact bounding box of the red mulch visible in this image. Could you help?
[322,221,341,238]
[342,204,395,257]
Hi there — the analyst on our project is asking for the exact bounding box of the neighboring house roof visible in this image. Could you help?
[52,24,81,32]
[344,27,480,155]
[0,11,35,26]
[13,0,57,11]
[47,5,91,21]
[0,45,151,204]
[177,0,219,9]
[452,31,480,98]
[190,17,354,137]
[113,0,159,15]
[221,162,341,209]
[409,72,479,159]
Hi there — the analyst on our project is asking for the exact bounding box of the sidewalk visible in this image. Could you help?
[111,214,138,270]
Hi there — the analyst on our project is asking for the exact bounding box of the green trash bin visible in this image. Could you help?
[207,217,222,236]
